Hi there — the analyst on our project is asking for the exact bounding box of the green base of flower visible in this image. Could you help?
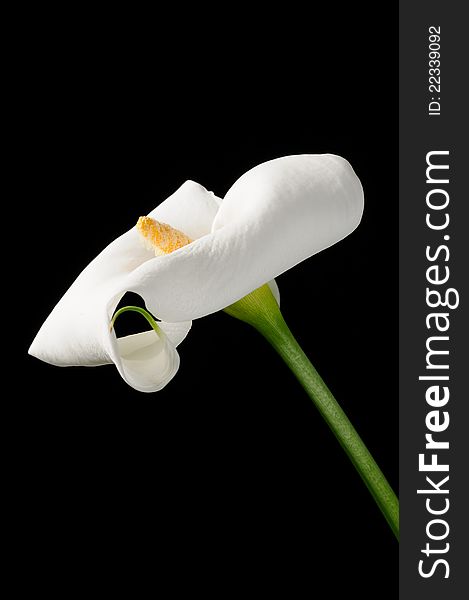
[225,284,399,540]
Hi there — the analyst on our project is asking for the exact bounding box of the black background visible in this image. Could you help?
[19,7,397,597]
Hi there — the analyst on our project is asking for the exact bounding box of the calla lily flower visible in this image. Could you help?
[29,153,400,540]
[28,154,402,542]
[29,154,363,393]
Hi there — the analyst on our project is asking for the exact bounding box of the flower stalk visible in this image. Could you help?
[224,284,399,539]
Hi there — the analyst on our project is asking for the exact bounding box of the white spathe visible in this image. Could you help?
[29,154,364,392]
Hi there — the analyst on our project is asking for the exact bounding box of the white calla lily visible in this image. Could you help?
[28,153,401,541]
[29,153,363,393]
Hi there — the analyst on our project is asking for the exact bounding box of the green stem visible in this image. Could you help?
[224,284,399,540]
[110,305,162,335]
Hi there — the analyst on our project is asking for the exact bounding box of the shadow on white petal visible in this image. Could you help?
[104,291,185,393]
[158,320,192,346]
[112,330,180,393]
